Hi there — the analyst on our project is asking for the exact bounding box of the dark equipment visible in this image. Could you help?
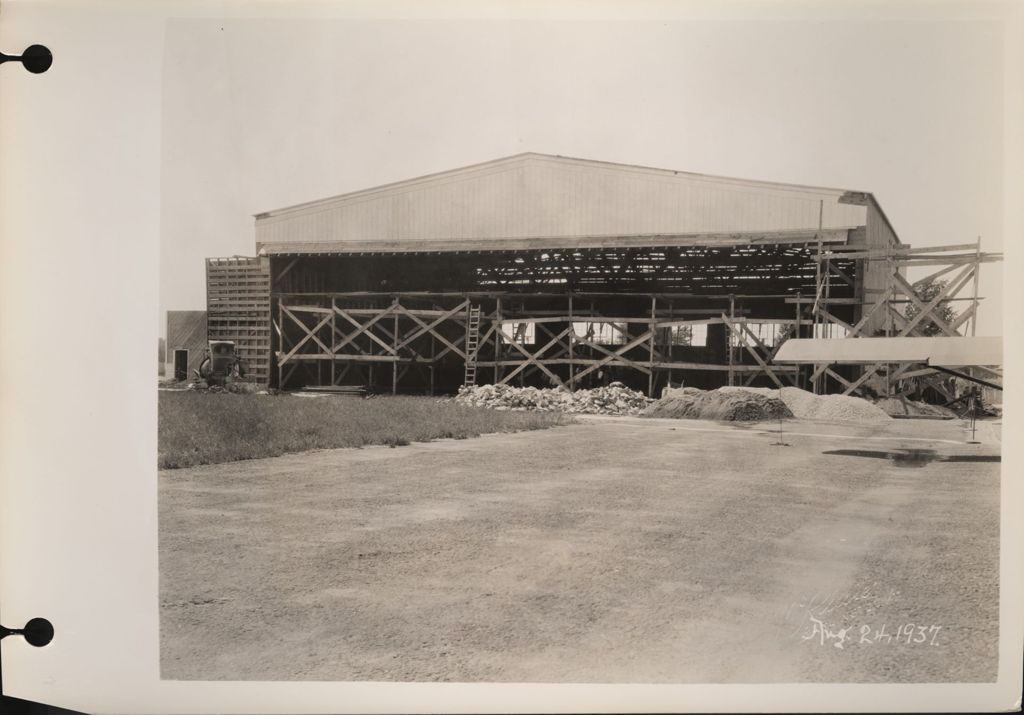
[195,340,247,387]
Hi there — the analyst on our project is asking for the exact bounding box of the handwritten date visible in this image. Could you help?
[802,616,942,649]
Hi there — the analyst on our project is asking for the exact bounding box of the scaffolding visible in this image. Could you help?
[243,232,1003,398]
[803,239,1002,398]
[273,291,807,395]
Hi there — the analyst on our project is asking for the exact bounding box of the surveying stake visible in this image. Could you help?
[967,387,981,445]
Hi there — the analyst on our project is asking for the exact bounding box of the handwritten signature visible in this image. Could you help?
[801,616,942,648]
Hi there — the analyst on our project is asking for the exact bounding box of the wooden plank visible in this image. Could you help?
[887,255,1000,267]
[497,327,575,387]
[397,306,468,360]
[819,242,988,257]
[722,314,784,388]
[573,334,652,375]
[895,264,974,337]
[816,308,856,334]
[333,305,398,355]
[280,307,333,362]
[571,329,656,383]
[340,308,469,319]
[289,354,411,363]
[392,300,469,352]
[910,262,963,290]
[827,262,855,288]
[823,367,854,390]
[474,359,795,372]
[535,321,573,356]
[891,272,961,337]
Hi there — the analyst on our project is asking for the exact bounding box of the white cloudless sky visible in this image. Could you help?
[161,10,1005,335]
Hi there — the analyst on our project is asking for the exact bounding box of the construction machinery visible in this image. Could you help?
[195,340,247,388]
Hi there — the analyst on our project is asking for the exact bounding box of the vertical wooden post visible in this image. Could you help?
[494,296,503,385]
[970,236,981,337]
[330,297,336,386]
[277,298,286,389]
[821,258,832,394]
[568,293,575,391]
[795,292,803,390]
[392,298,399,395]
[813,216,825,395]
[884,255,894,397]
[728,295,735,387]
[814,199,824,331]
[648,295,656,397]
[668,300,674,389]
[429,309,436,396]
[368,304,374,389]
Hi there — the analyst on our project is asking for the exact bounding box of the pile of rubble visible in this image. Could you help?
[185,381,263,395]
[454,382,652,415]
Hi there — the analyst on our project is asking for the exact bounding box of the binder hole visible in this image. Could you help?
[23,617,54,647]
[22,44,53,74]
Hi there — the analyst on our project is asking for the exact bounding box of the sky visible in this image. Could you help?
[160,10,1006,335]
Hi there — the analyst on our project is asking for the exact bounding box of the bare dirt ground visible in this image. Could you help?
[159,415,1000,682]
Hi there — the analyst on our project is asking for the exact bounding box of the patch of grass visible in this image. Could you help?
[158,392,572,469]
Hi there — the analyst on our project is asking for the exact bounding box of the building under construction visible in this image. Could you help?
[204,153,1001,398]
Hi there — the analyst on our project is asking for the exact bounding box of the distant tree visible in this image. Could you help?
[905,279,958,336]
[776,323,797,343]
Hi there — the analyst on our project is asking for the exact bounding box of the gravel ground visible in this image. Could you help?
[159,416,999,682]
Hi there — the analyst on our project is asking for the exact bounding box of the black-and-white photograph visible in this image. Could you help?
[156,10,1005,686]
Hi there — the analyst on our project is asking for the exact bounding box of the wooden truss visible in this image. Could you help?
[275,292,802,394]
[799,240,1002,398]
[470,296,802,395]
[276,295,473,393]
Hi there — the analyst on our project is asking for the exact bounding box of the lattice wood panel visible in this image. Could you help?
[206,256,271,383]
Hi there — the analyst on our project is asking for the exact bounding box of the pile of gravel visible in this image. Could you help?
[643,387,793,422]
[719,385,892,424]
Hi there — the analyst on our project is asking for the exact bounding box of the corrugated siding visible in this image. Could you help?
[255,155,867,249]
[166,311,208,377]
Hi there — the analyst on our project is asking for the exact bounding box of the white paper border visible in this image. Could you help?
[1,1,1020,712]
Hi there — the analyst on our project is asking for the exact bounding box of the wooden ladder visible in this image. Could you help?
[464,304,482,386]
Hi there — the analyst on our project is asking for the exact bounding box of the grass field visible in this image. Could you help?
[158,391,571,469]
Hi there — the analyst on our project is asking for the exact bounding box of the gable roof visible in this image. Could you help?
[254,153,875,253]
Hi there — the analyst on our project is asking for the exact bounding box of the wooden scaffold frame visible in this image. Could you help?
[275,293,474,393]
[275,291,804,394]
[800,240,1002,398]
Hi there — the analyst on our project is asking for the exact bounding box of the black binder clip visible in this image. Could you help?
[0,618,54,647]
[0,44,52,73]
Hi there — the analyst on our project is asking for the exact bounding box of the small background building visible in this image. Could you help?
[165,310,208,381]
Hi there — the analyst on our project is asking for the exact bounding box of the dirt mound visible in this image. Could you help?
[644,387,793,422]
[874,397,957,419]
